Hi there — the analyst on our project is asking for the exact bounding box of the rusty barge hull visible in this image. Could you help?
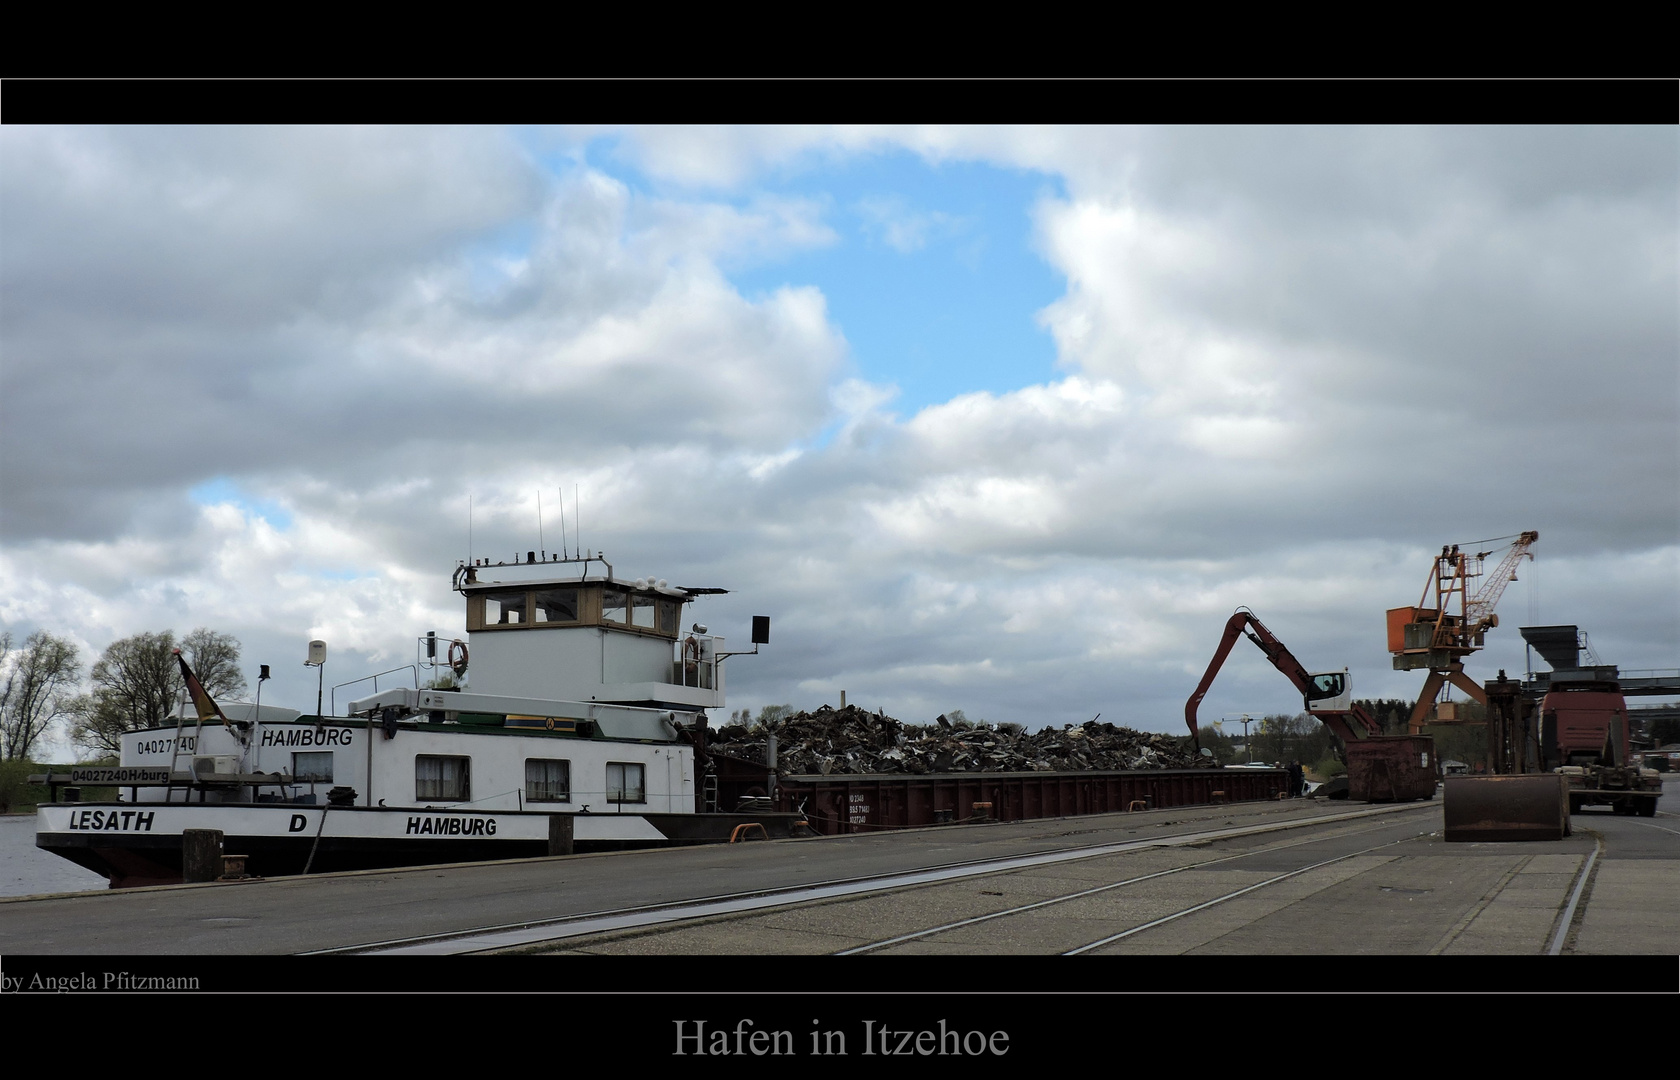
[774,767,1289,836]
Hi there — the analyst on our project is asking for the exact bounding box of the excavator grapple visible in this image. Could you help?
[1442,774,1570,842]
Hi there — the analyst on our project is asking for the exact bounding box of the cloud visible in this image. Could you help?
[2,125,1674,748]
[1,141,848,545]
[854,194,970,254]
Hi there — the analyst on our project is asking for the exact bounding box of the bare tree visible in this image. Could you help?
[1255,712,1321,766]
[180,627,247,699]
[70,629,244,757]
[0,630,84,761]
[754,704,794,730]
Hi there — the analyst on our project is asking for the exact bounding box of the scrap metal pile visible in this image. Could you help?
[705,703,1209,775]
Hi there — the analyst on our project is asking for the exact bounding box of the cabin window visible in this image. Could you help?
[602,588,628,624]
[533,588,580,624]
[483,590,529,626]
[658,600,678,635]
[631,594,657,628]
[1308,673,1345,700]
[525,759,571,802]
[293,752,333,783]
[416,755,471,801]
[606,761,645,804]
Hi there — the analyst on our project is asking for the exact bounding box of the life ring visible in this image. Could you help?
[683,636,701,682]
[448,640,469,676]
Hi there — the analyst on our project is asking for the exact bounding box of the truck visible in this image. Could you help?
[1540,668,1662,817]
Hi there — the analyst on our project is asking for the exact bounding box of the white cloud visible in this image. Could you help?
[854,194,969,254]
[3,125,1673,750]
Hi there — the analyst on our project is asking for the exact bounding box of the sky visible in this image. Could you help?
[2,124,1676,760]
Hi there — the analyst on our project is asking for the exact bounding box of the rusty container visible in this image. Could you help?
[777,768,1286,836]
[1344,736,1438,802]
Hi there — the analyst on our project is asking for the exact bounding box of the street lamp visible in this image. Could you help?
[1226,714,1257,763]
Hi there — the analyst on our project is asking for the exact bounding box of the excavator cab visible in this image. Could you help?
[1304,670,1352,715]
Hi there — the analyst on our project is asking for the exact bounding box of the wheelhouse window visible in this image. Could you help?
[606,762,645,804]
[483,590,528,626]
[534,588,580,624]
[416,755,471,801]
[525,759,571,802]
[466,584,677,637]
[292,752,333,783]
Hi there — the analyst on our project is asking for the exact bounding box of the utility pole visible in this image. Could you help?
[1228,714,1257,763]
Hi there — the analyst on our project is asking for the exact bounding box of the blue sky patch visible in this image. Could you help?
[726,155,1067,418]
[540,138,1069,420]
[189,477,294,530]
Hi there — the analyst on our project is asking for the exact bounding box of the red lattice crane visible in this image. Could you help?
[1389,530,1538,732]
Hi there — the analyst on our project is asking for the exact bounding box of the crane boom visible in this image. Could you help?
[1185,609,1383,750]
[1465,530,1538,628]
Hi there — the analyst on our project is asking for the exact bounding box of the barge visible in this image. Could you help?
[37,551,803,887]
[769,766,1291,835]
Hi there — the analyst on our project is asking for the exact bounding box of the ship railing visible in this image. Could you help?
[331,666,420,714]
[671,635,718,690]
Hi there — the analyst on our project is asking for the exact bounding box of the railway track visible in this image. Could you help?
[8,787,1671,959]
[326,804,1439,956]
[847,823,1423,956]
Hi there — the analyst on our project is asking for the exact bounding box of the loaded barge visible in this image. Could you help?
[37,551,802,887]
[37,552,1298,889]
[766,766,1290,835]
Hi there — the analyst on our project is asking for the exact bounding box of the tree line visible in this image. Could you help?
[0,628,245,762]
[1193,712,1345,772]
[1192,698,1518,774]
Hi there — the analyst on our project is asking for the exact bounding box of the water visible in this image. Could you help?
[0,813,108,898]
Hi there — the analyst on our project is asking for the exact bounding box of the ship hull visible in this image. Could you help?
[37,802,805,888]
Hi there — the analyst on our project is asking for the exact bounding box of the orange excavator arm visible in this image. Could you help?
[1185,609,1382,750]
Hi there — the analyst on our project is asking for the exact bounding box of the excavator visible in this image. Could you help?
[1185,609,1437,802]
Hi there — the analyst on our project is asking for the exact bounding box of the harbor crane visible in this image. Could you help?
[1389,530,1538,733]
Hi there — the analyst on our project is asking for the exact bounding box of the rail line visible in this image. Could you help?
[324,802,1433,956]
[835,819,1419,956]
[1547,831,1602,956]
[1062,833,1415,954]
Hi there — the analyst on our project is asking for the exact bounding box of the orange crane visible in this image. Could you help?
[1389,530,1538,733]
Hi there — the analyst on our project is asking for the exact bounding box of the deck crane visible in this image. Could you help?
[1389,531,1538,733]
[1185,609,1437,802]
